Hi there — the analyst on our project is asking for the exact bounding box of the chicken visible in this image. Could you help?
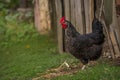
[59,17,105,70]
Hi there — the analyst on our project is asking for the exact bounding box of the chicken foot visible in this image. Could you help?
[59,61,70,68]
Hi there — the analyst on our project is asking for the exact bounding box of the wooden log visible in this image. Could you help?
[34,0,41,32]
[55,0,64,53]
[34,0,51,34]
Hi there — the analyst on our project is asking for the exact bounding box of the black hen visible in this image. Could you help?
[60,17,105,69]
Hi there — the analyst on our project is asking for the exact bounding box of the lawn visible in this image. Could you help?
[0,35,120,80]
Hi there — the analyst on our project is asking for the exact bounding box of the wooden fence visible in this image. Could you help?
[54,0,95,53]
[53,0,120,59]
[34,0,120,59]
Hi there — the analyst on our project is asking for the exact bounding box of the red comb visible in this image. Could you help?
[60,17,65,23]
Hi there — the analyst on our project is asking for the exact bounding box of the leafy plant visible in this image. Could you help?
[0,0,36,48]
[0,12,39,49]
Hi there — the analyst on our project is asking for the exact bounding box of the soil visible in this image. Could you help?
[32,63,82,80]
[32,62,97,80]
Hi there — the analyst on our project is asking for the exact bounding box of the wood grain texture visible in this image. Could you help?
[55,0,64,53]
[110,31,120,57]
[75,0,84,34]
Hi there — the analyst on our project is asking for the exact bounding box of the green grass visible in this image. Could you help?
[0,35,120,80]
[53,63,120,80]
[0,35,75,80]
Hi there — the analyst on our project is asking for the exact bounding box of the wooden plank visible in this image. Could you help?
[111,0,120,57]
[75,0,84,34]
[81,0,86,34]
[101,13,115,59]
[89,0,94,32]
[84,0,90,33]
[64,0,70,52]
[116,0,120,44]
[102,21,115,59]
[114,29,120,50]
[55,0,64,53]
[116,16,120,48]
[110,31,120,58]
[64,0,70,20]
[70,0,76,27]
[103,0,113,24]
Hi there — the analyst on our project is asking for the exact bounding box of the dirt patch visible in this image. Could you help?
[32,64,82,80]
[32,61,98,80]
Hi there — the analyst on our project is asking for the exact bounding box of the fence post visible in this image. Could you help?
[55,0,64,53]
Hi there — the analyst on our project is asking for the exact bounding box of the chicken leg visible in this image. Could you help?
[81,65,86,70]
